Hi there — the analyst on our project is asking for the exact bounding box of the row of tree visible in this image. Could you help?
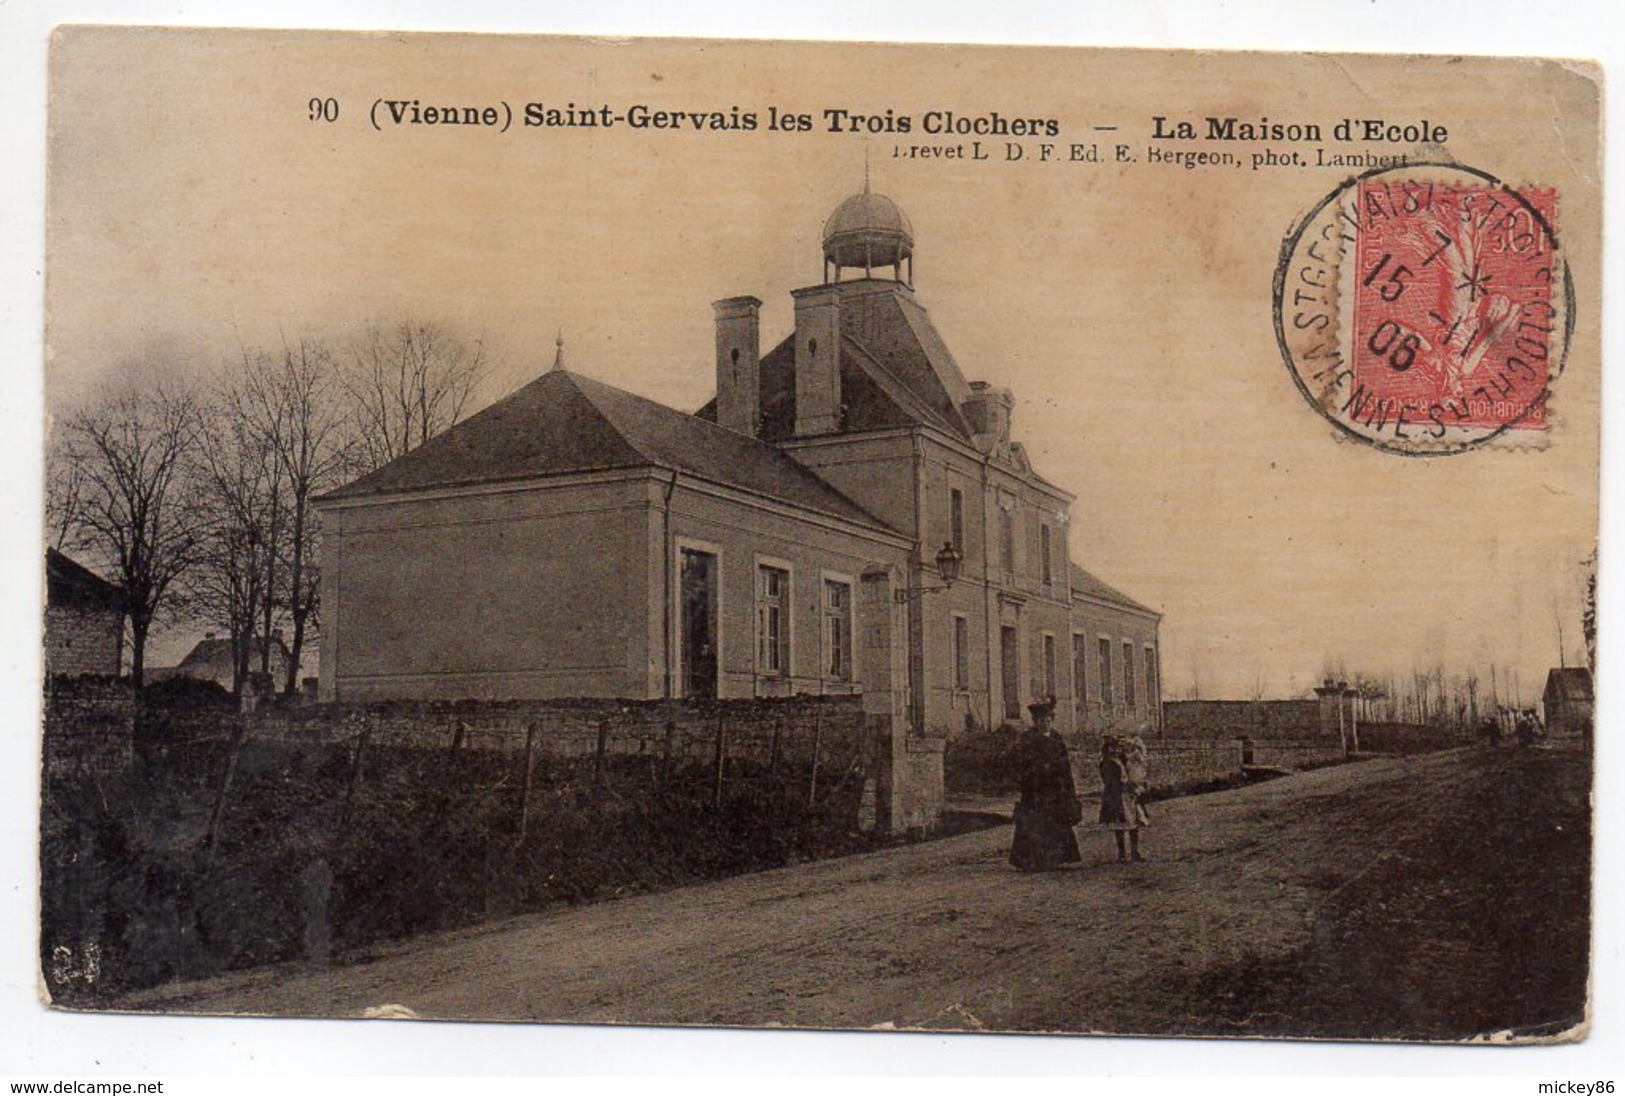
[1179,660,1560,727]
[47,322,491,691]
[1326,663,1548,727]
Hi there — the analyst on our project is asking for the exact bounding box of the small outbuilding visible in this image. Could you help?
[1543,667,1593,739]
[44,548,123,678]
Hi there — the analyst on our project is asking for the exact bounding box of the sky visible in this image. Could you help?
[41,29,1602,702]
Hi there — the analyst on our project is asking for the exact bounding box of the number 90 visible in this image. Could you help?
[308,97,339,123]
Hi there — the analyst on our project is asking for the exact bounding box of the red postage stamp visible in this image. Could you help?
[1352,179,1558,436]
[1276,164,1570,455]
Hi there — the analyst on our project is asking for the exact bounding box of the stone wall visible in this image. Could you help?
[249,693,861,763]
[191,692,939,834]
[44,604,123,679]
[44,676,135,777]
[1071,739,1244,797]
[1160,699,1325,742]
[1248,740,1347,769]
[1356,721,1464,754]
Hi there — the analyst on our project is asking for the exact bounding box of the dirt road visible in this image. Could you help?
[120,745,1591,1040]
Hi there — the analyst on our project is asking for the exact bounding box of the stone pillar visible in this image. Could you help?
[858,564,942,833]
[1342,681,1360,753]
[1314,679,1347,753]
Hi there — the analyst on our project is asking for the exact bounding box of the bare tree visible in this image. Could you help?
[44,443,88,552]
[1352,674,1388,722]
[53,385,202,685]
[342,321,486,472]
[238,339,351,692]
[190,397,282,695]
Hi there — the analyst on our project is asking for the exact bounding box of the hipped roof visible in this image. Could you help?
[321,369,899,535]
[175,635,291,670]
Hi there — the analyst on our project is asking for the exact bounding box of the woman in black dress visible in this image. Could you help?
[1009,699,1083,872]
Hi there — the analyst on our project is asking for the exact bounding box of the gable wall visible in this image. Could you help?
[45,603,123,678]
[320,477,655,701]
[318,473,912,705]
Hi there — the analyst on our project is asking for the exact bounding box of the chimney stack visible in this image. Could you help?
[962,382,1014,451]
[793,284,842,436]
[713,296,762,436]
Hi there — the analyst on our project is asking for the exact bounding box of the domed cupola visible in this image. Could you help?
[821,182,914,286]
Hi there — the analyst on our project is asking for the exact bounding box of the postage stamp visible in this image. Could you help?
[1275,163,1571,455]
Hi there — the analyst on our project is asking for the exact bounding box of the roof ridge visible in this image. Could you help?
[839,333,961,434]
[563,370,903,536]
[557,369,646,459]
[891,294,974,434]
[567,368,795,457]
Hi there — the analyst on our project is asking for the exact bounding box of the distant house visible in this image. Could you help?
[1543,668,1593,738]
[44,548,123,678]
[152,633,294,694]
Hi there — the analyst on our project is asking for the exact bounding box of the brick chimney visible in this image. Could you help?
[713,295,762,436]
[792,284,842,436]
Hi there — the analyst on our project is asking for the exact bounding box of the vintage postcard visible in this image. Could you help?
[40,27,1600,1043]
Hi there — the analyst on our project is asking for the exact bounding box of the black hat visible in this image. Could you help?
[1028,698,1056,720]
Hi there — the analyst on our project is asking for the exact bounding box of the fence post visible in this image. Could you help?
[593,719,610,789]
[202,716,248,860]
[712,713,727,809]
[807,712,823,809]
[518,721,538,842]
[339,717,372,827]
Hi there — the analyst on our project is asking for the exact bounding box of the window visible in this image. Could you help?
[756,565,789,675]
[1123,642,1137,708]
[1098,637,1114,706]
[1040,524,1053,586]
[1144,645,1158,709]
[950,488,964,554]
[1042,633,1057,701]
[1073,634,1090,705]
[678,544,719,700]
[1001,626,1021,719]
[952,614,970,690]
[823,579,852,681]
[999,507,1015,574]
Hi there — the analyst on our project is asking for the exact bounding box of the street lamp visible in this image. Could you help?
[894,542,965,603]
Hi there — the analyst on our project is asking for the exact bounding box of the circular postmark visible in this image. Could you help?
[1274,162,1573,455]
